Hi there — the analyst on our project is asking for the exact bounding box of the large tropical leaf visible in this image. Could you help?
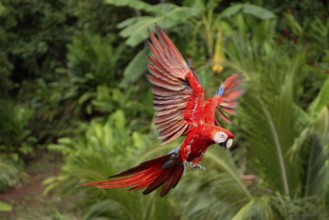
[104,0,156,13]
[105,1,203,47]
[121,48,148,85]
[220,3,276,20]
[116,4,201,47]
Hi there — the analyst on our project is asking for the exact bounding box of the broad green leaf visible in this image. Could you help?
[118,16,156,46]
[132,132,144,149]
[58,137,73,145]
[308,77,329,117]
[242,4,276,20]
[0,4,6,16]
[220,4,243,18]
[104,0,155,13]
[112,110,126,134]
[48,144,71,154]
[121,48,148,85]
[220,3,275,20]
[118,6,200,47]
[151,3,178,14]
[117,17,138,29]
[284,12,303,35]
[315,107,329,143]
[235,14,246,37]
[78,92,95,105]
[0,200,12,212]
[184,0,206,12]
[92,85,114,113]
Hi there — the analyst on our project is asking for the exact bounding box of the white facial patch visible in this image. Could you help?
[214,132,228,143]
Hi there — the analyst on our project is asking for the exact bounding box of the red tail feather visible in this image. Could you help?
[80,153,184,197]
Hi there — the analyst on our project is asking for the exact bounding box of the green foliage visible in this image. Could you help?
[17,30,148,144]
[0,0,72,82]
[166,4,329,217]
[66,32,126,89]
[0,0,138,144]
[0,99,34,156]
[120,48,149,85]
[175,149,252,219]
[308,77,329,118]
[46,110,174,219]
[1,0,329,219]
[0,158,21,191]
[227,34,329,218]
[0,200,12,212]
[66,0,128,35]
[60,31,125,114]
[282,13,329,109]
[115,1,278,86]
[104,0,205,86]
[231,196,274,220]
[232,40,302,193]
[47,110,142,173]
[92,85,153,121]
[220,3,276,20]
[109,0,202,47]
[49,31,149,118]
[0,101,25,196]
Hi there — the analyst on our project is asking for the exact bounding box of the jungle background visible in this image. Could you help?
[0,0,329,219]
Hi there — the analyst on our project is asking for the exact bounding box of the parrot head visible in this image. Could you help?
[213,128,234,150]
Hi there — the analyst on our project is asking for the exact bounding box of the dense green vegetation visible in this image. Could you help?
[1,0,328,219]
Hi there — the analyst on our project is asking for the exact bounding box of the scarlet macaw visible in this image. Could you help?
[81,26,244,197]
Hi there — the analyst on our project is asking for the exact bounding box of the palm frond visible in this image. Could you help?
[304,107,329,197]
[232,196,274,220]
[229,37,306,196]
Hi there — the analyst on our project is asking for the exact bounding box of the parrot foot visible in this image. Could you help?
[183,161,190,175]
[191,164,206,176]
[191,164,206,171]
[183,162,206,175]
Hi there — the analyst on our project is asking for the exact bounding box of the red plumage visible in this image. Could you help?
[80,153,184,197]
[80,26,244,197]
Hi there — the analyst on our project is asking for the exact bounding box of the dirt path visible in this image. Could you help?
[0,152,76,219]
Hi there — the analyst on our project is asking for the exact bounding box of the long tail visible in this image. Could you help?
[80,153,184,197]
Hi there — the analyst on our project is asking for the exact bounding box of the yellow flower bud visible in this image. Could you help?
[212,64,224,73]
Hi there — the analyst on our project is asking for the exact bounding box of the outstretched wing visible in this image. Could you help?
[147,26,204,145]
[204,73,244,126]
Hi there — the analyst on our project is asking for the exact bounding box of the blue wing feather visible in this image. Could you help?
[216,84,225,96]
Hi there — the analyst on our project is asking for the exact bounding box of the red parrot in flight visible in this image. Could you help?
[81,26,244,197]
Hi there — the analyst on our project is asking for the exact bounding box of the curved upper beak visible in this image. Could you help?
[219,139,233,150]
